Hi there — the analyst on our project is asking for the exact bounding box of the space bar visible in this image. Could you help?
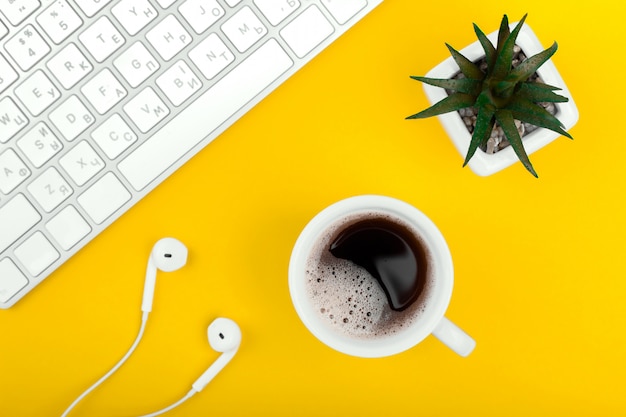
[119,39,293,191]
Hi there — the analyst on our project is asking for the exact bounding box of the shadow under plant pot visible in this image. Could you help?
[413,16,579,177]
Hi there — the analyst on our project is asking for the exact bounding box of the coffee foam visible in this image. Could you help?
[305,211,434,340]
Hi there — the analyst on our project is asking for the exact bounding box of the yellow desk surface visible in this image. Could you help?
[2,1,625,416]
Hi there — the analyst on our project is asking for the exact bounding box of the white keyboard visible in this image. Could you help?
[0,0,383,308]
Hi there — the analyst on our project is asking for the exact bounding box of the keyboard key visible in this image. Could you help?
[123,87,170,133]
[0,20,7,39]
[0,258,28,304]
[156,60,202,106]
[280,5,334,58]
[46,43,93,89]
[17,122,63,168]
[14,70,60,116]
[77,172,130,224]
[113,41,159,88]
[0,0,40,26]
[14,232,59,276]
[112,0,158,36]
[0,193,41,254]
[4,25,51,71]
[146,15,192,61]
[119,39,293,190]
[0,54,19,94]
[254,0,300,26]
[188,33,234,80]
[154,0,176,8]
[0,97,29,143]
[74,0,112,17]
[221,6,267,53]
[59,140,105,186]
[0,149,31,194]
[36,0,83,44]
[46,205,91,250]
[27,167,73,212]
[321,0,367,25]
[224,0,242,6]
[179,0,224,34]
[91,113,138,159]
[80,68,127,114]
[48,95,94,141]
[79,16,125,62]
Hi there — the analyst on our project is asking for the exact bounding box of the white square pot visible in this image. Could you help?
[421,22,579,176]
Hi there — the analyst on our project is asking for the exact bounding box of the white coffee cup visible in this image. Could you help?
[288,195,476,358]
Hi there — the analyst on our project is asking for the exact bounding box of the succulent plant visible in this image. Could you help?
[407,14,572,177]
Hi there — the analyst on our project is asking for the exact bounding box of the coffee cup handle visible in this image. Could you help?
[431,316,476,357]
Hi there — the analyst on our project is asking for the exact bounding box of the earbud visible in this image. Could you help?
[142,238,188,313]
[192,318,241,392]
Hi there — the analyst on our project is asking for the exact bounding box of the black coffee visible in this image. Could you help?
[305,212,433,340]
[329,218,428,311]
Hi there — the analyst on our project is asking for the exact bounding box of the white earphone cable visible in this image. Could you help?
[135,389,197,417]
[60,312,150,417]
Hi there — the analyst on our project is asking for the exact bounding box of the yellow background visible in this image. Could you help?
[2,1,626,416]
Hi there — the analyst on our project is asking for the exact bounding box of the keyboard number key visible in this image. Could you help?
[14,232,59,276]
[36,0,83,44]
[27,167,73,212]
[74,0,112,17]
[221,6,267,53]
[60,140,105,186]
[123,87,169,133]
[4,25,51,71]
[0,0,40,26]
[79,16,125,63]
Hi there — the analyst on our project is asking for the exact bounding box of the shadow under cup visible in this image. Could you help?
[288,195,456,358]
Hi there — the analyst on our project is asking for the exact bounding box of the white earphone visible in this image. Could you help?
[61,238,241,417]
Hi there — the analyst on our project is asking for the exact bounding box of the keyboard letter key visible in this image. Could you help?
[123,87,170,133]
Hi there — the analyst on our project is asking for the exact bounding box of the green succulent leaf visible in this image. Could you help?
[495,109,538,177]
[496,14,510,53]
[507,42,558,84]
[464,94,495,166]
[493,14,527,79]
[445,43,484,80]
[406,92,475,119]
[410,76,481,95]
[516,82,569,103]
[473,23,496,71]
[506,95,572,139]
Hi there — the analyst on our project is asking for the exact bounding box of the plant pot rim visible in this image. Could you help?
[421,21,579,176]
